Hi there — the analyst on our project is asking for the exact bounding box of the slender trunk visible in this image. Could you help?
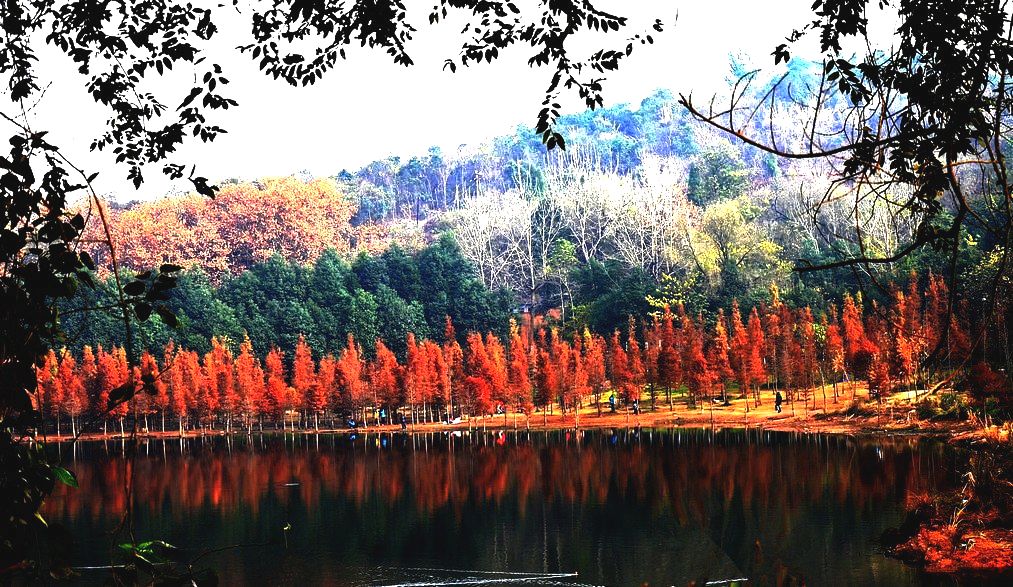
[819,369,828,411]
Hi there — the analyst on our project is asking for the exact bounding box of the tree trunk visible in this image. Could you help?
[819,370,828,411]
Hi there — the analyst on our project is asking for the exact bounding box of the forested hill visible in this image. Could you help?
[341,88,697,224]
[81,71,994,343]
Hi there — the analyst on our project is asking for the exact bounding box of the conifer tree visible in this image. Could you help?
[370,339,401,423]
[292,334,319,428]
[265,347,290,428]
[57,350,86,437]
[36,350,62,436]
[442,317,465,420]
[534,330,557,424]
[508,325,533,424]
[609,330,633,405]
[584,330,607,416]
[746,309,766,405]
[657,305,681,409]
[199,338,229,431]
[314,356,338,429]
[484,332,510,420]
[642,316,661,410]
[682,316,712,408]
[235,334,267,433]
[464,332,493,417]
[729,301,751,407]
[708,309,733,404]
[336,334,367,423]
[140,350,168,432]
[627,317,645,408]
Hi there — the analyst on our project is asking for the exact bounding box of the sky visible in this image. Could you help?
[22,0,829,202]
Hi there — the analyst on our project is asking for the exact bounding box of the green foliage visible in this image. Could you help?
[689,196,790,306]
[939,392,970,420]
[66,239,510,360]
[686,144,751,206]
[572,260,656,334]
[647,272,709,318]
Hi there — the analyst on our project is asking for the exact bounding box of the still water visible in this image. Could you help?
[45,428,960,586]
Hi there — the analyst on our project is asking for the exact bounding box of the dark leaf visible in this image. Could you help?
[124,281,145,296]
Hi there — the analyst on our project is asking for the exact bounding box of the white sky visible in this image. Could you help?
[19,0,839,201]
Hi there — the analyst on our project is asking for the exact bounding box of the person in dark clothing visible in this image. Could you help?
[400,412,407,430]
[632,399,640,415]
[608,393,616,413]
[774,391,783,413]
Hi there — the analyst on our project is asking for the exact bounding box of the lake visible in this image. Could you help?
[45,428,963,586]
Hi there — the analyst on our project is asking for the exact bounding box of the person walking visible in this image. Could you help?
[609,393,616,413]
[774,391,783,414]
[400,412,407,430]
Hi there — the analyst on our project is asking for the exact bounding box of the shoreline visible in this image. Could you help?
[37,392,973,443]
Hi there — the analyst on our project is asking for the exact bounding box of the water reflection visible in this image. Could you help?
[45,429,954,586]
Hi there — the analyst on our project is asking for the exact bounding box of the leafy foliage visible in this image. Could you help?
[61,238,512,360]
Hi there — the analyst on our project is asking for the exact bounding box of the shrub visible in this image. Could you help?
[939,392,969,420]
[916,398,940,420]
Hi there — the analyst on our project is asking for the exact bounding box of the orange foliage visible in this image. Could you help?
[82,177,357,279]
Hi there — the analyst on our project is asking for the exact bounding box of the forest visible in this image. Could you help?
[38,271,1001,439]
[60,81,1010,425]
[5,0,1013,582]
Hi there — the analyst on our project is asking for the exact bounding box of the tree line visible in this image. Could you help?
[36,272,1005,437]
[61,234,512,359]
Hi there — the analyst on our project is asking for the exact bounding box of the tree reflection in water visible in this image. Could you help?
[44,429,953,586]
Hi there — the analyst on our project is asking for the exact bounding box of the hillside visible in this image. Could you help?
[81,81,992,337]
